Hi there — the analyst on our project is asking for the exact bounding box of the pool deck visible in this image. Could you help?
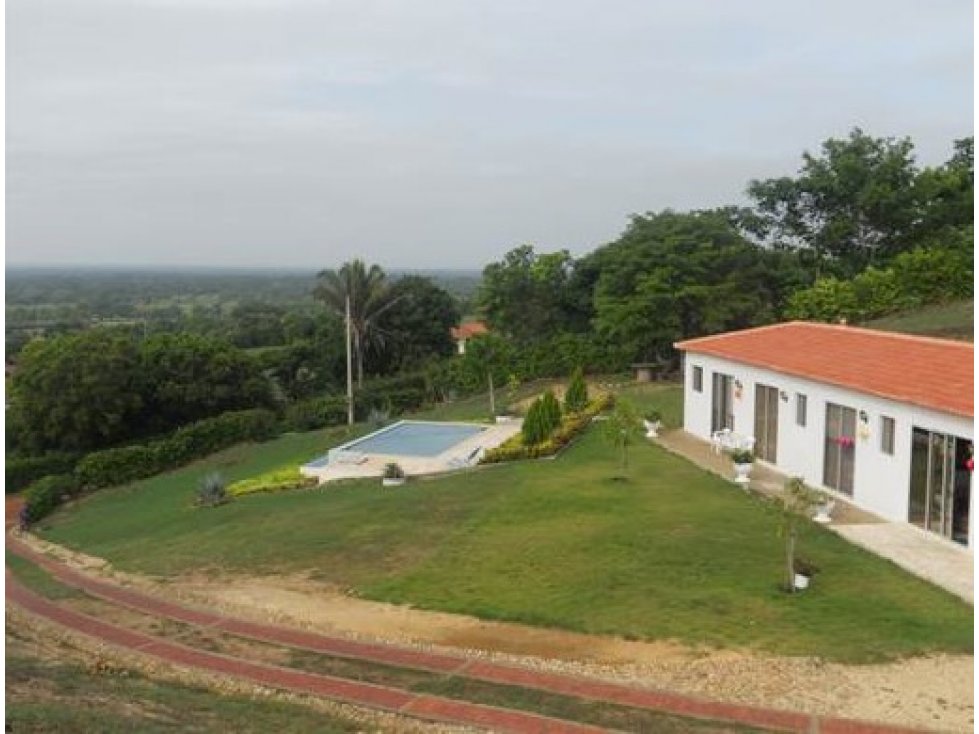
[302,420,523,484]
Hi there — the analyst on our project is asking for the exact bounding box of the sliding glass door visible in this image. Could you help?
[711,373,734,433]
[909,428,971,545]
[754,384,778,462]
[823,403,856,495]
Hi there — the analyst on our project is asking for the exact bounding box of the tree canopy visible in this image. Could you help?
[747,128,973,276]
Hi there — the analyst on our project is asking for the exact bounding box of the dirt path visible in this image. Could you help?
[170,571,973,733]
[7,534,936,733]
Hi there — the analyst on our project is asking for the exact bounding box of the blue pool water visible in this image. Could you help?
[306,421,486,466]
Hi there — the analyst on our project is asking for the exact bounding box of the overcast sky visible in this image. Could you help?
[7,0,974,269]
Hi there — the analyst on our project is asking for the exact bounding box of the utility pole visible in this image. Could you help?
[345,294,354,425]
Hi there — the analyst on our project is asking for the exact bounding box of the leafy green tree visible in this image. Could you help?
[913,138,973,245]
[462,333,515,417]
[9,330,145,452]
[747,128,921,275]
[139,333,272,432]
[779,477,824,593]
[314,260,399,386]
[479,245,592,342]
[602,399,639,478]
[378,276,460,371]
[564,367,588,413]
[586,209,782,362]
[227,302,286,348]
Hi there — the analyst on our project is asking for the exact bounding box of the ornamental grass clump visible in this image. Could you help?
[196,472,229,508]
[564,368,589,413]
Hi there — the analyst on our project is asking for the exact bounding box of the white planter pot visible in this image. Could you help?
[382,477,406,487]
[643,420,662,438]
[734,464,752,484]
[733,463,753,484]
[813,508,832,524]
[793,573,811,590]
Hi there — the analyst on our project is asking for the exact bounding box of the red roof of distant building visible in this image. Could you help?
[675,321,974,418]
[451,322,489,340]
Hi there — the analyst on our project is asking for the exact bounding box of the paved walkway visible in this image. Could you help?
[656,431,974,603]
[833,523,973,603]
[5,534,929,733]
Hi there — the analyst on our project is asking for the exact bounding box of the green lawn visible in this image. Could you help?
[37,387,972,663]
[864,299,974,341]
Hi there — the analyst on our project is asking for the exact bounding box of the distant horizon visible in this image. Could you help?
[5,263,484,275]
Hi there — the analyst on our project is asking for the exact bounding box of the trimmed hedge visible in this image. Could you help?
[482,394,612,464]
[283,396,349,432]
[75,408,278,491]
[6,452,81,494]
[227,467,318,497]
[23,474,81,523]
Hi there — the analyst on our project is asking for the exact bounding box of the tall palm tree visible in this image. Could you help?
[314,260,399,386]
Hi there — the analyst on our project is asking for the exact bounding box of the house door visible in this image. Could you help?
[909,428,972,545]
[711,373,734,433]
[823,403,856,495]
[754,384,779,463]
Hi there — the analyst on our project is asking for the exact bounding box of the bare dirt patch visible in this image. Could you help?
[172,571,975,733]
[14,531,973,732]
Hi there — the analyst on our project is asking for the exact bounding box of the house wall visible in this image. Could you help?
[682,353,974,543]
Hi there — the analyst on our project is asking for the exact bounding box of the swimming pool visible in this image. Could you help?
[305,420,487,468]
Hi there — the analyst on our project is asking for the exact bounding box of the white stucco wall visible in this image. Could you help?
[681,352,974,538]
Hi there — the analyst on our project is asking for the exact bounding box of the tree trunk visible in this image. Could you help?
[355,331,364,387]
[487,371,496,416]
[785,525,796,593]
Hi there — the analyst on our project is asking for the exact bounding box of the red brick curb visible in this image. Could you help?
[6,569,607,734]
[6,535,931,734]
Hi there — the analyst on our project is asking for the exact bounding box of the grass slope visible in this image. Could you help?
[863,299,974,341]
[38,387,972,662]
[5,639,360,733]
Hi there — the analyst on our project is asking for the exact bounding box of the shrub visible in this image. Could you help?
[564,367,589,413]
[730,449,755,464]
[75,408,279,490]
[196,472,228,508]
[383,462,405,479]
[851,267,911,320]
[227,467,318,497]
[75,445,163,489]
[6,452,81,493]
[785,277,859,322]
[540,390,562,433]
[483,394,611,464]
[284,396,349,432]
[23,474,80,523]
[891,246,973,304]
[521,399,548,446]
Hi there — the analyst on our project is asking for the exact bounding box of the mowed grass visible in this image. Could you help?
[39,387,972,663]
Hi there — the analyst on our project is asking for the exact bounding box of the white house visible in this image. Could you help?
[675,322,974,549]
[450,321,488,355]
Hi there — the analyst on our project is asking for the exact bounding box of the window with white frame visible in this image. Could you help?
[880,416,895,455]
[796,393,807,427]
[692,365,703,392]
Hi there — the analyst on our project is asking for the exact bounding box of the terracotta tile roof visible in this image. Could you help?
[675,322,974,418]
[450,321,489,340]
